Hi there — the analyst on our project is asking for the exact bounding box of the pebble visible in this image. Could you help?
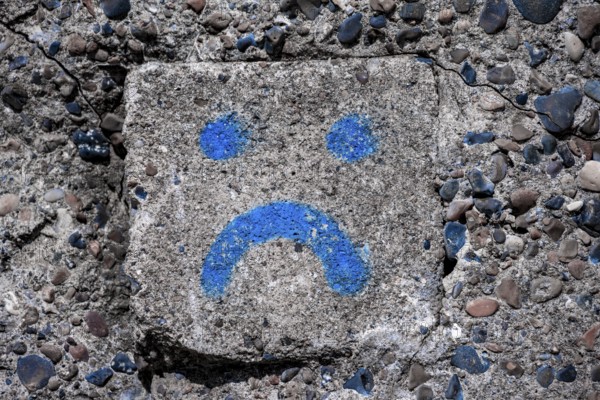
[536,365,554,388]
[460,62,476,85]
[474,198,502,217]
[581,109,599,136]
[578,161,600,192]
[523,144,541,164]
[85,367,113,387]
[534,87,583,134]
[450,345,490,374]
[585,81,600,103]
[590,242,600,264]
[1,84,28,112]
[472,325,487,343]
[544,218,565,241]
[524,42,548,68]
[479,0,509,34]
[544,196,564,210]
[453,0,474,13]
[557,143,575,168]
[395,27,423,45]
[530,277,563,303]
[511,124,533,142]
[12,341,27,355]
[466,298,499,317]
[546,160,563,177]
[44,188,64,203]
[577,5,600,40]
[111,353,137,374]
[40,344,62,364]
[592,366,600,382]
[85,311,109,337]
[479,93,505,111]
[505,235,524,256]
[69,343,89,362]
[407,363,431,390]
[72,129,110,162]
[343,368,374,395]
[186,0,205,14]
[236,34,257,52]
[445,374,464,399]
[567,260,586,279]
[467,169,494,197]
[99,0,130,19]
[400,3,425,23]
[265,26,285,56]
[541,135,557,155]
[281,367,300,382]
[496,278,521,308]
[499,360,524,378]
[515,92,528,105]
[486,65,515,85]
[438,9,454,24]
[338,13,363,45]
[564,32,585,62]
[529,70,552,94]
[65,101,82,116]
[575,199,600,236]
[512,0,562,24]
[449,48,469,64]
[369,15,386,29]
[580,323,600,350]
[369,0,395,14]
[558,239,578,262]
[101,113,124,132]
[556,365,577,382]
[298,0,321,20]
[9,55,28,71]
[490,153,508,183]
[416,385,434,400]
[0,193,19,216]
[444,222,467,259]
[510,188,538,215]
[68,232,86,249]
[17,355,55,391]
[567,200,583,212]
[206,13,232,32]
[464,131,495,145]
[440,179,460,201]
[493,228,506,243]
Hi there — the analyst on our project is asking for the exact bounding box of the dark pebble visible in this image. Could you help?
[486,65,515,85]
[584,80,600,103]
[17,355,55,391]
[99,0,131,19]
[453,0,475,13]
[65,101,81,116]
[399,2,425,23]
[1,84,28,112]
[541,135,557,154]
[85,367,113,387]
[439,179,460,202]
[479,0,509,34]
[12,341,27,355]
[281,367,300,383]
[297,0,321,20]
[369,15,387,29]
[556,365,577,382]
[444,222,466,259]
[590,242,600,264]
[557,143,575,168]
[71,129,110,162]
[474,197,503,217]
[544,218,565,241]
[546,160,563,177]
[395,27,423,45]
[101,77,116,92]
[236,34,256,52]
[423,239,430,250]
[85,311,109,337]
[460,62,476,85]
[467,169,494,197]
[449,48,470,64]
[265,26,285,56]
[524,41,548,67]
[134,186,148,200]
[48,41,61,56]
[544,196,564,210]
[102,22,113,36]
[452,281,464,298]
[575,199,600,237]
[444,374,464,400]
[523,144,541,164]
[536,365,554,388]
[515,92,528,105]
[535,86,582,134]
[68,232,86,249]
[591,366,600,382]
[343,368,374,395]
[450,345,490,374]
[513,0,562,24]
[581,109,599,136]
[111,353,137,374]
[338,13,363,45]
[493,229,506,243]
[8,56,28,71]
[41,0,61,10]
[464,131,495,145]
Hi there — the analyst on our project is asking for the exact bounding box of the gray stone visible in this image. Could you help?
[530,277,563,303]
[479,0,509,34]
[124,59,442,365]
[585,81,600,103]
[453,0,475,13]
[487,65,515,85]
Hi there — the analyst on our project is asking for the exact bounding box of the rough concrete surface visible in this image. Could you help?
[1,0,600,399]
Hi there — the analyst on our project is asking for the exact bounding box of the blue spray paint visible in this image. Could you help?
[199,113,251,160]
[326,114,377,163]
[201,201,370,298]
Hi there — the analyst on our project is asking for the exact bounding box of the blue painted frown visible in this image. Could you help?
[326,114,377,163]
[201,201,370,298]
[199,113,251,160]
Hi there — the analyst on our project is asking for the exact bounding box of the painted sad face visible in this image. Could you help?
[199,112,377,298]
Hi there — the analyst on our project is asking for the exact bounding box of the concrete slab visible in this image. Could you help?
[124,57,443,366]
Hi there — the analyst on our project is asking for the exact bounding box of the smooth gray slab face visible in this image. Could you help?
[124,58,442,364]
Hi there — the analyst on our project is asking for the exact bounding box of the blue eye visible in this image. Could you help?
[326,114,378,163]
[199,113,251,160]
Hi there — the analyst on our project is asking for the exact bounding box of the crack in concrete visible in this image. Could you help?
[0,20,102,121]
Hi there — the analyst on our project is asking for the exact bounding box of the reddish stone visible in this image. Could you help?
[85,311,109,338]
[465,298,499,317]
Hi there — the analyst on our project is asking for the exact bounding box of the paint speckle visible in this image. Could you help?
[326,114,377,163]
[201,201,370,298]
[199,113,251,161]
